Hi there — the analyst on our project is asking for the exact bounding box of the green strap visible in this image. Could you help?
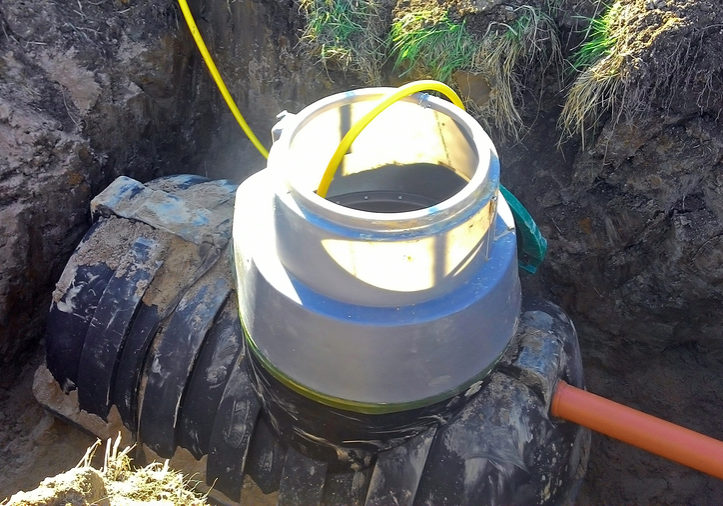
[499,185,547,274]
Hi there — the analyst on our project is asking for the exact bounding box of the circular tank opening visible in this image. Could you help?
[282,90,487,215]
[328,162,468,213]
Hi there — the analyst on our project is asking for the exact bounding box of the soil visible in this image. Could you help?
[1,0,722,504]
[0,345,97,500]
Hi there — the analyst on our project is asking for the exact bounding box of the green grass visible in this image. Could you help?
[299,1,562,139]
[389,10,477,82]
[388,6,560,139]
[571,2,621,72]
[299,0,384,82]
[559,0,631,143]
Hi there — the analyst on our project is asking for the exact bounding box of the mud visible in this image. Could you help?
[0,346,97,500]
[52,218,161,303]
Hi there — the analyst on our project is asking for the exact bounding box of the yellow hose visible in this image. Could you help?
[176,4,462,190]
[177,0,269,159]
[316,80,465,198]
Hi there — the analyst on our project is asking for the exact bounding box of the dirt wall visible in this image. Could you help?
[0,0,350,383]
[0,0,195,381]
[497,1,723,501]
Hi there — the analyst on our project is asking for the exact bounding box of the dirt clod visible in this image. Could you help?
[5,468,109,506]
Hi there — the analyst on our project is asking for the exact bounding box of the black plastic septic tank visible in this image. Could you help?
[44,87,589,505]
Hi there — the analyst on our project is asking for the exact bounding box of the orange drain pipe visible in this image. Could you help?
[551,380,723,480]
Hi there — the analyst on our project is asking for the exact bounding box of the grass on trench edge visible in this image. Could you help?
[299,1,566,139]
[559,0,686,145]
[390,6,561,138]
[299,0,386,84]
[559,1,624,144]
[389,9,475,83]
[570,2,619,73]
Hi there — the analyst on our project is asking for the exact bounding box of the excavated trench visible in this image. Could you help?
[1,0,722,503]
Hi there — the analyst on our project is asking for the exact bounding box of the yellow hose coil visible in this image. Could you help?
[316,80,465,197]
[177,0,269,159]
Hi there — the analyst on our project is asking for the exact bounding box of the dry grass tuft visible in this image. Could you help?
[559,0,684,145]
[100,435,207,505]
[297,1,563,138]
[468,5,561,139]
[390,4,561,139]
[4,435,207,505]
[80,435,208,505]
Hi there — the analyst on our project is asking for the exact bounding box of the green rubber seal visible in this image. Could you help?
[243,325,503,415]
[500,184,547,274]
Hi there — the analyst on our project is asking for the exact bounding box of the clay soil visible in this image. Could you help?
[2,0,723,504]
[0,345,98,501]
